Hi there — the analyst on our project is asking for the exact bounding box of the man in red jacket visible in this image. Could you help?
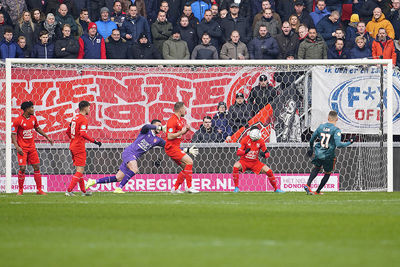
[372,27,397,65]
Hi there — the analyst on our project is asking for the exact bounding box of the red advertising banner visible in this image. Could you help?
[1,66,276,143]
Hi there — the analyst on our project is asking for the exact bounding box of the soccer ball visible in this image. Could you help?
[249,128,261,141]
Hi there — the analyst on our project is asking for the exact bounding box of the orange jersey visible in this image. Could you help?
[165,114,186,148]
[12,114,39,149]
[66,114,94,152]
[238,135,267,161]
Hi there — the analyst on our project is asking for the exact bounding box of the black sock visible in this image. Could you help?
[316,173,331,193]
[307,167,320,186]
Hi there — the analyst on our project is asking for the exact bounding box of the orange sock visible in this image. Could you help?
[68,172,83,192]
[266,169,277,190]
[174,171,185,190]
[18,170,25,192]
[233,167,239,187]
[184,164,193,188]
[33,170,42,192]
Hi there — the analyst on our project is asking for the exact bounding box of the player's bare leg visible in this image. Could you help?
[304,166,321,195]
[17,165,26,195]
[32,164,46,195]
[260,165,284,193]
[232,162,243,193]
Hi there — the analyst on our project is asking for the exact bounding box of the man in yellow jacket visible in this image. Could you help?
[366,7,395,39]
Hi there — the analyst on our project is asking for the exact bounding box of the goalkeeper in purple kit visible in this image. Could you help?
[86,120,165,193]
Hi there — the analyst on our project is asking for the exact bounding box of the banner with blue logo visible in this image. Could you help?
[311,66,400,134]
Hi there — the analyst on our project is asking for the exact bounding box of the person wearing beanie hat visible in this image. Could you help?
[226,91,251,135]
[248,74,278,116]
[162,26,190,59]
[55,4,78,36]
[212,101,232,141]
[151,10,173,54]
[346,14,360,44]
[120,4,151,44]
[95,6,117,39]
[78,21,106,59]
[131,32,162,59]
[293,0,315,28]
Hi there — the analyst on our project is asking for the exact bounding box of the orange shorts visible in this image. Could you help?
[17,147,40,166]
[71,150,86,166]
[165,146,186,165]
[239,160,265,175]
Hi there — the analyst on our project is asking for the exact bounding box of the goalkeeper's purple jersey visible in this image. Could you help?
[123,124,165,160]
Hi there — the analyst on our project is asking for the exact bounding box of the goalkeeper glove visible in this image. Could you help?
[94,140,102,147]
[306,148,313,157]
[184,146,199,157]
[260,150,270,158]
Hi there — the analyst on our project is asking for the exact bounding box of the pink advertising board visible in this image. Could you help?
[1,174,339,192]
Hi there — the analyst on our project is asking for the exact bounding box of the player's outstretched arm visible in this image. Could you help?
[35,127,54,145]
[140,124,162,134]
[334,131,352,148]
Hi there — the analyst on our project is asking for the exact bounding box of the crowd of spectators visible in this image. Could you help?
[0,0,400,64]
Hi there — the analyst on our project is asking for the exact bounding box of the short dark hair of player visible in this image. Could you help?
[39,30,49,37]
[151,119,161,124]
[174,102,185,112]
[328,110,338,119]
[79,101,90,111]
[203,116,212,121]
[21,101,34,111]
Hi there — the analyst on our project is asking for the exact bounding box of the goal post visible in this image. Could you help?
[1,59,394,193]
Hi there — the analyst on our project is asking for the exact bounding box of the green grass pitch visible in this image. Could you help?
[1,192,399,267]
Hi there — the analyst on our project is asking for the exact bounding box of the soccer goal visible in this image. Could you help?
[0,59,395,193]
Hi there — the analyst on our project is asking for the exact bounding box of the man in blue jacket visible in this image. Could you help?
[310,0,330,26]
[189,0,211,22]
[96,7,117,39]
[0,27,24,60]
[31,30,55,58]
[120,4,151,44]
[248,25,280,59]
[316,10,340,47]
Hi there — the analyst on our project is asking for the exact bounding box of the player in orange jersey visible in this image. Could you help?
[11,101,53,195]
[232,127,284,193]
[65,101,102,196]
[165,102,199,193]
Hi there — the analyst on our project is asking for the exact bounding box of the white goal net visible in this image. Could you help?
[0,59,394,193]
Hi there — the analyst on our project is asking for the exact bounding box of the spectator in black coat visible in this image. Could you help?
[161,0,184,27]
[177,15,198,54]
[192,116,222,143]
[328,38,350,59]
[131,32,162,59]
[220,3,252,44]
[276,0,296,22]
[388,0,400,40]
[227,92,252,134]
[248,74,278,116]
[316,10,340,47]
[248,25,280,59]
[14,11,41,53]
[292,0,315,28]
[46,0,74,16]
[197,9,223,51]
[31,30,55,58]
[55,24,79,58]
[111,1,126,28]
[105,28,130,59]
[221,0,252,19]
[182,4,200,30]
[275,21,300,59]
[40,13,62,44]
[0,12,12,42]
[212,101,232,141]
[191,32,218,59]
[0,5,13,27]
